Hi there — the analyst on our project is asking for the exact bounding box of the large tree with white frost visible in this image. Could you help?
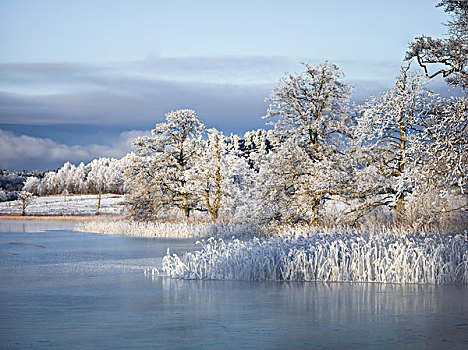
[262,61,354,225]
[189,129,251,221]
[125,109,205,219]
[350,66,467,227]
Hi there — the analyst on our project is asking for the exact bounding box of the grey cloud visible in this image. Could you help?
[1,57,453,129]
[0,77,271,133]
[0,55,400,96]
[0,57,294,90]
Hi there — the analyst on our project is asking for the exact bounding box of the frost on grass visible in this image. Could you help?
[162,230,468,284]
[77,219,259,239]
[0,194,123,216]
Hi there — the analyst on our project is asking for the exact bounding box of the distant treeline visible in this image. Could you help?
[0,158,128,201]
[22,158,128,196]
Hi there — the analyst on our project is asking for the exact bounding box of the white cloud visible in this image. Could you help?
[0,128,150,170]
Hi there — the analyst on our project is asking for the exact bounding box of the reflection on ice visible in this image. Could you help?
[0,220,78,233]
[157,278,453,318]
[0,222,467,349]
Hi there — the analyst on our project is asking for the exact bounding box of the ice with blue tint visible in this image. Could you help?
[1,222,467,349]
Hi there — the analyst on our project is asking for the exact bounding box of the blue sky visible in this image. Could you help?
[0,0,450,170]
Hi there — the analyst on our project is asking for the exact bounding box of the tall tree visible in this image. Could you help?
[126,109,205,219]
[190,129,250,221]
[350,67,442,224]
[262,62,354,224]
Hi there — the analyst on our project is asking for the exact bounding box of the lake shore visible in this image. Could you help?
[0,214,124,222]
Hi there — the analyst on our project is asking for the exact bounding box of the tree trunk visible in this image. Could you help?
[211,209,218,222]
[395,197,405,226]
[309,200,320,226]
[96,190,101,215]
[22,199,26,216]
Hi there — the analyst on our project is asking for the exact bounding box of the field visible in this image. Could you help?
[0,194,124,217]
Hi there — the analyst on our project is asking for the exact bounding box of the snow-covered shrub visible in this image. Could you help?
[22,177,41,195]
[162,230,468,284]
[0,189,18,202]
[403,189,467,232]
[0,189,8,202]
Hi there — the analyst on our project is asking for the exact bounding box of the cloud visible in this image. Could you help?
[1,56,459,171]
[0,57,401,134]
[0,57,276,132]
[0,57,296,88]
[0,128,150,171]
[0,83,271,133]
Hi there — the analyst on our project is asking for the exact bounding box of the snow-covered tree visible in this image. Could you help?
[22,177,40,195]
[423,96,468,192]
[0,189,10,202]
[126,109,205,219]
[226,129,277,173]
[350,67,450,225]
[23,158,126,197]
[0,171,26,192]
[18,191,34,216]
[74,162,87,194]
[122,153,164,220]
[264,61,353,150]
[261,61,354,224]
[86,158,108,214]
[190,129,251,221]
[409,96,468,228]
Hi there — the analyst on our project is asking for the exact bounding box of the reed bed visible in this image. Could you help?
[77,219,260,238]
[162,229,468,284]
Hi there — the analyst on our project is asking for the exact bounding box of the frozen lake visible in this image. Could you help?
[1,221,467,349]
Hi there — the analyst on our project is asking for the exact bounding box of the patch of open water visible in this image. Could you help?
[0,222,467,349]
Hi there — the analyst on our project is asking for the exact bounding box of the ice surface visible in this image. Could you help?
[1,222,467,349]
[0,220,78,233]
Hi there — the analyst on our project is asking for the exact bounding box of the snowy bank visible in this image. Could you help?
[162,230,468,284]
[77,219,260,239]
[0,194,124,216]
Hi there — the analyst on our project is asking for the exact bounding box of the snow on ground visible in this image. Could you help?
[162,229,468,284]
[0,194,125,216]
[77,219,260,239]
